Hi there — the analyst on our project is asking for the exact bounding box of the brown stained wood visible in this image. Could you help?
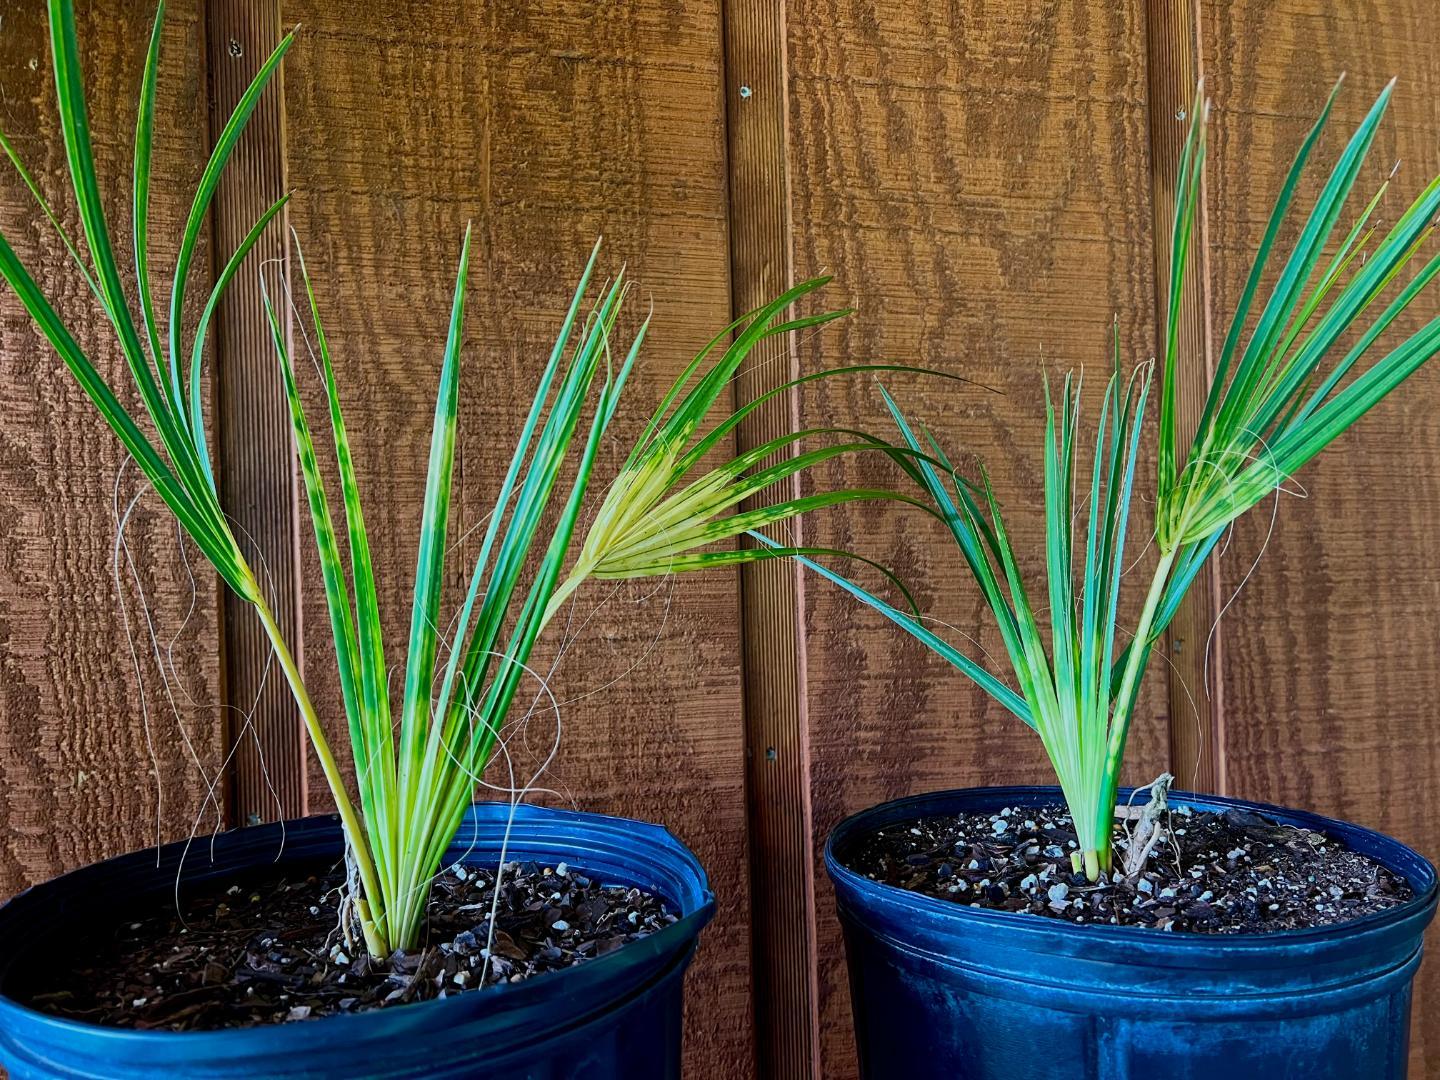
[204,0,305,823]
[2,5,1439,1077]
[277,3,751,1075]
[784,3,1164,1074]
[723,2,819,1078]
[1196,4,1440,1073]
[1143,0,1224,794]
[0,3,227,894]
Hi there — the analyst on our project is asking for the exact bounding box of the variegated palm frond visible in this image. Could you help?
[0,0,928,956]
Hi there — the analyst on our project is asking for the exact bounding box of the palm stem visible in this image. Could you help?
[542,568,588,627]
[1088,546,1177,877]
[250,590,387,953]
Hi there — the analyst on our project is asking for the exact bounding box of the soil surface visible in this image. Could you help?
[19,859,677,1030]
[843,803,1414,932]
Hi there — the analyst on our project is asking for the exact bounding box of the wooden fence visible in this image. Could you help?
[1,1,1438,1076]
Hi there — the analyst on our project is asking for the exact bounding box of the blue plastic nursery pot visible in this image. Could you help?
[826,786,1438,1080]
[0,801,715,1079]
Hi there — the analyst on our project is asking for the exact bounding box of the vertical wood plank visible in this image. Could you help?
[203,0,305,822]
[1195,2,1440,1072]
[1143,0,1224,793]
[723,3,819,1077]
[0,2,227,891]
[785,3,1162,1074]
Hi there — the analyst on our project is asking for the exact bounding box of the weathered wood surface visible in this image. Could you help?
[0,1,227,897]
[278,2,754,1074]
[1146,0,1223,794]
[784,2,1164,1074]
[5,2,1440,1077]
[723,1,822,1076]
[205,0,306,825]
[1197,2,1440,1074]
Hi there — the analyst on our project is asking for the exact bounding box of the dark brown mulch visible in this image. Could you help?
[18,859,677,1031]
[843,803,1414,933]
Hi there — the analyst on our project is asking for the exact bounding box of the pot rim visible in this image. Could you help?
[0,801,716,1048]
[825,784,1439,952]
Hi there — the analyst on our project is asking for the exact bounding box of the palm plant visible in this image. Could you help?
[0,0,924,955]
[791,82,1440,881]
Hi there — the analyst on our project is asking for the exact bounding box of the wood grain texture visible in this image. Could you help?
[1144,0,1224,794]
[723,2,818,1077]
[276,2,752,1074]
[5,5,1440,1077]
[0,2,228,893]
[204,0,305,824]
[1196,3,1440,1074]
[783,2,1165,1074]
